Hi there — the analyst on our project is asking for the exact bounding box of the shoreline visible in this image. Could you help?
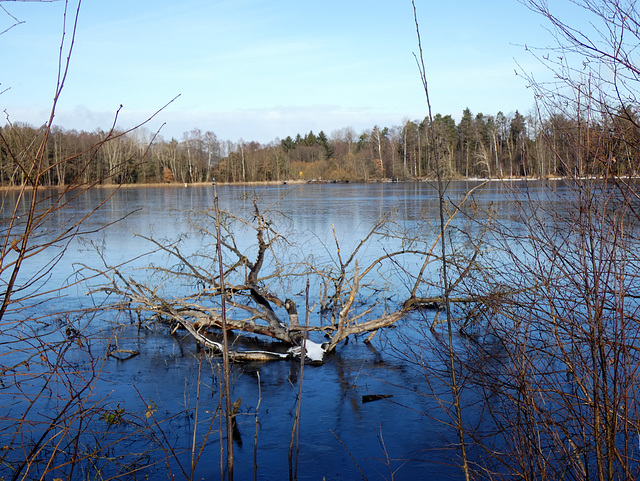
[0,176,615,192]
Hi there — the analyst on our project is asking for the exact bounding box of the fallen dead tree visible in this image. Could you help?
[90,193,487,363]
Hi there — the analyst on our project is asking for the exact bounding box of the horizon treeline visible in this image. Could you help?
[1,106,637,186]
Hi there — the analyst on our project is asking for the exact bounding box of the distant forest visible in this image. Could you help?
[1,106,637,186]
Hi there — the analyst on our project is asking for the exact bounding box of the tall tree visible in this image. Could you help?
[458,108,473,176]
[371,125,387,177]
[431,114,458,175]
[317,130,333,159]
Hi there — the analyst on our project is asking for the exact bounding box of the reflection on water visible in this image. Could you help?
[0,181,575,479]
[104,320,453,480]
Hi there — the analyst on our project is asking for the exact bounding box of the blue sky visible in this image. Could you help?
[1,0,560,143]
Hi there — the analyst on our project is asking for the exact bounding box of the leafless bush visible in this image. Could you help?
[395,2,640,479]
[0,2,206,479]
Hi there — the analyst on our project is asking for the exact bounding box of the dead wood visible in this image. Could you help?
[107,349,140,360]
[362,394,393,403]
[90,196,485,363]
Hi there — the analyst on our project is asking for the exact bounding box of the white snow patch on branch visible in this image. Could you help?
[288,339,326,362]
[303,339,325,362]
